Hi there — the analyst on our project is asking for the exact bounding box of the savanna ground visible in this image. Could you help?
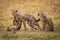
[0,0,60,40]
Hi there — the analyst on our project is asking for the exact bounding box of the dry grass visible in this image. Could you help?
[0,26,60,40]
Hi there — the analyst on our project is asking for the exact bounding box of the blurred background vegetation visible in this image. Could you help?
[0,0,60,27]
